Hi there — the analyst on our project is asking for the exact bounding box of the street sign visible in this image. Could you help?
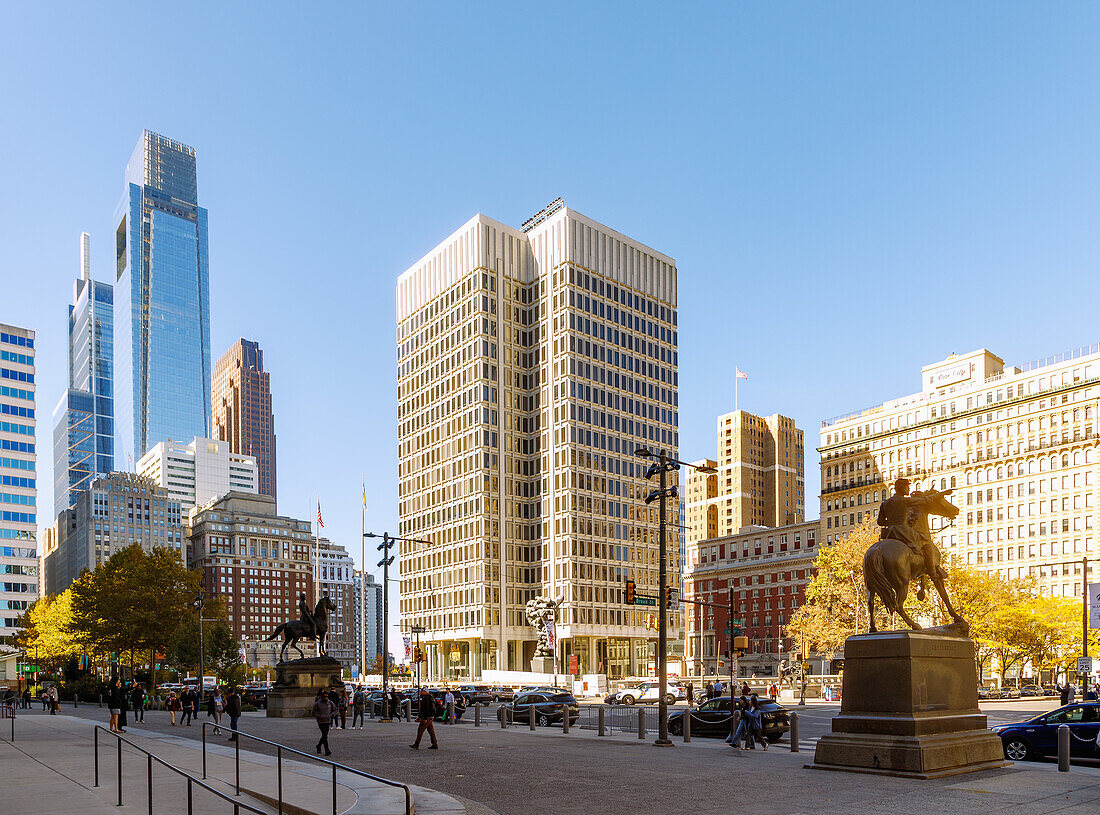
[1089,583,1100,629]
[1077,656,1096,675]
[634,596,657,607]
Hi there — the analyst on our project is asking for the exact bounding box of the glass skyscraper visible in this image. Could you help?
[114,131,211,469]
[53,232,114,518]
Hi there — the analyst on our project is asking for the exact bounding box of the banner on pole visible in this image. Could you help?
[1089,583,1100,629]
[403,635,412,661]
[545,621,556,650]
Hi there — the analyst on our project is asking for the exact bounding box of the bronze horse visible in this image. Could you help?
[265,596,336,662]
[862,490,967,634]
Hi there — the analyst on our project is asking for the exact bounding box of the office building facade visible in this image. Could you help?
[114,130,211,468]
[53,232,115,518]
[353,571,384,670]
[315,538,355,667]
[137,436,257,512]
[684,519,820,677]
[0,325,38,634]
[43,472,183,596]
[685,410,805,548]
[188,492,314,667]
[212,339,277,500]
[820,345,1099,598]
[397,200,681,680]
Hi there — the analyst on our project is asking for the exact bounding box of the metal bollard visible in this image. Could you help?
[500,706,507,728]
[98,694,103,708]
[1058,724,1070,772]
[447,701,455,724]
[382,699,390,721]
[731,710,741,745]
[529,705,536,730]
[683,708,691,743]
[474,703,481,727]
[790,712,799,752]
[638,707,645,739]
[562,709,570,734]
[74,694,79,709]
[598,706,606,736]
[405,700,412,722]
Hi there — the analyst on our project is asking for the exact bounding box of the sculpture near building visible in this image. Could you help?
[264,595,342,718]
[524,595,562,672]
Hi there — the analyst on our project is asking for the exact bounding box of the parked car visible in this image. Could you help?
[497,690,580,727]
[456,685,492,706]
[241,686,268,709]
[1019,685,1043,697]
[605,682,686,706]
[490,686,515,703]
[992,702,1100,761]
[667,697,791,742]
[997,687,1021,699]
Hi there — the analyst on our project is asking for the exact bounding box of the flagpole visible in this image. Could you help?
[360,482,366,681]
[313,497,319,657]
[735,367,739,413]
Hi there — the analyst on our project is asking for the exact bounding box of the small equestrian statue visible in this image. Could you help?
[265,594,337,662]
[863,477,969,635]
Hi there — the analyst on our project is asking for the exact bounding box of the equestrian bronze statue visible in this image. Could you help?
[863,477,968,635]
[265,595,337,662]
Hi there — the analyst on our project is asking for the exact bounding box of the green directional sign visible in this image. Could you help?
[634,596,657,607]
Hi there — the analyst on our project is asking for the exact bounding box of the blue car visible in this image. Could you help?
[992,702,1100,761]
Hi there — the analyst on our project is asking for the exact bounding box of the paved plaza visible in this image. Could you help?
[2,700,1098,815]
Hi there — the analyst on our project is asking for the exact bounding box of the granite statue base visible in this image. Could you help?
[530,656,556,674]
[266,656,344,718]
[809,631,1008,778]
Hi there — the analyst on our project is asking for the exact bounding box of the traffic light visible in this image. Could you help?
[625,579,636,605]
[665,587,680,610]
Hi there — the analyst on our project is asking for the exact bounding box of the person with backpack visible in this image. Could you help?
[409,687,438,750]
[352,686,366,729]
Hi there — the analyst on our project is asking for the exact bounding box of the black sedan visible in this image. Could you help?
[497,690,579,727]
[992,702,1100,761]
[667,697,791,742]
[241,687,268,709]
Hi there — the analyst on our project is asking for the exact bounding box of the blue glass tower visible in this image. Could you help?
[114,131,211,468]
[53,232,114,519]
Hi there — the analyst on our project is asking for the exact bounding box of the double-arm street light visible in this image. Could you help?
[635,447,717,747]
[363,531,432,720]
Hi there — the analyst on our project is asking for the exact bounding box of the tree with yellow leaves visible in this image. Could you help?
[14,589,80,663]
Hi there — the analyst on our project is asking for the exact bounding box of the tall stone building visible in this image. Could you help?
[188,492,314,667]
[353,571,384,671]
[43,472,183,595]
[397,200,681,680]
[315,538,355,667]
[820,345,1099,598]
[686,411,805,546]
[0,325,38,635]
[212,339,277,500]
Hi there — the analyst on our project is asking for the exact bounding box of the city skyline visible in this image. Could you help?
[5,4,1100,655]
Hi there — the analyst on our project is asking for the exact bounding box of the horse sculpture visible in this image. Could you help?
[862,487,968,635]
[265,596,336,662]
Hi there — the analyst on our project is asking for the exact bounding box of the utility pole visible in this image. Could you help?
[636,447,716,747]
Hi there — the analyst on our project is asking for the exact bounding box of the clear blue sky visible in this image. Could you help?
[4,3,1100,652]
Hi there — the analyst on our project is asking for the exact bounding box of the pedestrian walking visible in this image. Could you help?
[352,686,366,729]
[390,688,404,721]
[40,689,49,711]
[167,692,181,726]
[107,679,125,734]
[409,687,438,750]
[443,689,455,724]
[747,695,769,750]
[337,689,348,729]
[209,687,224,735]
[130,683,145,723]
[225,687,242,741]
[21,688,30,710]
[312,690,336,756]
[1060,683,1070,706]
[726,695,751,748]
[740,681,750,697]
[48,685,59,715]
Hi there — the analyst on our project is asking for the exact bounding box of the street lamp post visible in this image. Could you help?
[364,531,433,721]
[635,447,717,748]
[192,593,205,696]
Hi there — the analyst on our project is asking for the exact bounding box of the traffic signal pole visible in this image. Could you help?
[656,453,671,746]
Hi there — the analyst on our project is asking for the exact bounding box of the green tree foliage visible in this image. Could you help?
[167,595,243,684]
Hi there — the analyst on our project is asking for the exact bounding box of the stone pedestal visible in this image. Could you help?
[530,656,556,675]
[809,631,1008,778]
[266,656,344,718]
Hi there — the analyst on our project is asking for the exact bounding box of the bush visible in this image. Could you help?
[60,675,106,701]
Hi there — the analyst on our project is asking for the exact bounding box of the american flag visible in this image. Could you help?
[317,500,325,529]
[736,368,749,380]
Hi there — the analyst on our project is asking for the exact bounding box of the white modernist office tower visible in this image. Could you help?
[137,436,257,513]
[397,200,681,681]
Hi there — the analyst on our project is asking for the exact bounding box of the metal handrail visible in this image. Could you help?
[201,722,412,815]
[93,725,265,815]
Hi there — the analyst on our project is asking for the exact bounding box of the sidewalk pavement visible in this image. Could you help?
[1,712,466,815]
